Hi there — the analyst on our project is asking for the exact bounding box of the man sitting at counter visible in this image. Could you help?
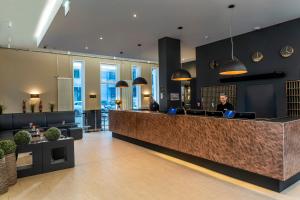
[217,93,234,113]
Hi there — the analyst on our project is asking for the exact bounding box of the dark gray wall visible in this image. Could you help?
[182,61,197,78]
[196,18,300,118]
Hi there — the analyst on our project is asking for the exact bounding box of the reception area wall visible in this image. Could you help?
[195,18,300,118]
[0,48,157,113]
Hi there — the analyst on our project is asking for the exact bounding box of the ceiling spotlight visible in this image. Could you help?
[113,57,116,60]
[99,36,103,40]
[67,51,71,55]
[8,21,12,28]
[177,26,183,30]
[204,35,209,39]
[85,46,89,50]
[133,13,137,18]
[253,26,261,30]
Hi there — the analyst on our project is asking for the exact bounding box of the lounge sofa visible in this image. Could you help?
[0,111,83,140]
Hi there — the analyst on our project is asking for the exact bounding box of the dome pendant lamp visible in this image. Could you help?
[171,59,192,81]
[116,80,129,88]
[133,77,148,85]
[219,4,248,76]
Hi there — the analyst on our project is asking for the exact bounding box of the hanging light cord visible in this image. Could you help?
[229,6,234,60]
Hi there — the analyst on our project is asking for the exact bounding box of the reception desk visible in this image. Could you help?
[109,110,300,192]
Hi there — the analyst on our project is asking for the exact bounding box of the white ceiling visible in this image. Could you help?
[0,0,48,48]
[2,0,300,62]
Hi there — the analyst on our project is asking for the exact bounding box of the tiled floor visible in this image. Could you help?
[1,132,300,200]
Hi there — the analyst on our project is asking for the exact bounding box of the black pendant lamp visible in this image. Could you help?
[219,4,248,76]
[171,68,192,81]
[116,80,129,88]
[133,77,147,85]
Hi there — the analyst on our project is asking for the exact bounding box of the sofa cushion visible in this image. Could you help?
[13,113,46,129]
[45,111,75,126]
[0,114,13,131]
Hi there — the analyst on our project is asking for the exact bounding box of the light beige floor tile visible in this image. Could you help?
[1,131,300,200]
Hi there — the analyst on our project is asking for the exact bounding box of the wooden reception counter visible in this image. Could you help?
[109,110,300,192]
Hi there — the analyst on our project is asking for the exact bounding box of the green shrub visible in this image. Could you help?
[0,140,16,155]
[44,127,61,141]
[14,130,32,145]
[0,149,4,159]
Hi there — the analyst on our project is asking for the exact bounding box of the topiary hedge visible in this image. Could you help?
[44,127,61,141]
[0,140,16,155]
[14,130,32,145]
[0,149,4,159]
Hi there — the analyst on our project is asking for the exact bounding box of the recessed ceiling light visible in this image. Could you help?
[99,36,103,40]
[8,21,12,28]
[147,61,150,63]
[85,46,89,50]
[133,13,137,18]
[113,57,116,60]
[177,26,183,30]
[204,35,209,39]
[67,51,71,55]
[253,26,261,30]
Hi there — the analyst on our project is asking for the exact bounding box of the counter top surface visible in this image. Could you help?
[112,110,300,124]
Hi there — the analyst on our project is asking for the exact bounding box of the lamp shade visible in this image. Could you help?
[219,58,248,76]
[171,69,192,81]
[133,77,147,85]
[116,80,129,88]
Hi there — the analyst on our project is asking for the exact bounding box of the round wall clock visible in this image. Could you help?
[280,46,294,58]
[209,60,219,69]
[252,51,264,63]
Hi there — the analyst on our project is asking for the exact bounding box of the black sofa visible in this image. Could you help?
[0,111,83,140]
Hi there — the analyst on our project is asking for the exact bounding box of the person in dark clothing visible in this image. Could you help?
[149,96,159,112]
[216,94,234,113]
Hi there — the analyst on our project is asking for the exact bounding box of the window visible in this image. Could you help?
[73,61,85,127]
[152,67,159,102]
[74,69,80,79]
[100,64,118,110]
[132,66,141,109]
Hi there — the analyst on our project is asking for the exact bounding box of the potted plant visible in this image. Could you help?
[14,130,32,145]
[0,149,8,194]
[44,127,61,141]
[49,103,55,112]
[0,104,5,115]
[0,140,17,186]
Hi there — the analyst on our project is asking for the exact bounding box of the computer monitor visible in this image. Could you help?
[206,111,223,117]
[186,109,206,116]
[234,112,256,119]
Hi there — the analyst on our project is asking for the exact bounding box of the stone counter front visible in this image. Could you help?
[109,110,300,182]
